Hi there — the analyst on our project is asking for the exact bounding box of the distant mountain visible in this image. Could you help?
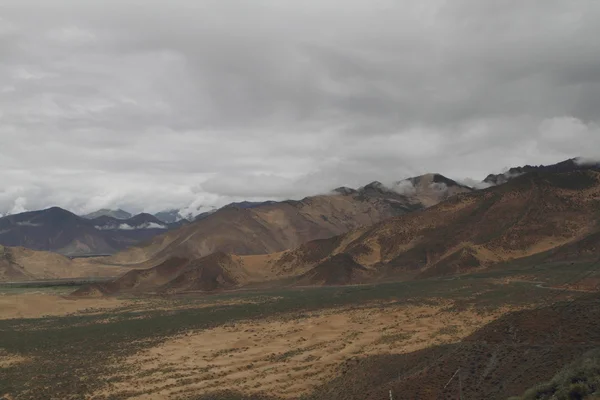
[84,168,600,295]
[7,171,469,261]
[187,201,276,222]
[82,209,132,220]
[483,157,600,186]
[91,213,168,230]
[223,201,277,209]
[193,210,216,221]
[397,173,474,207]
[0,207,181,256]
[105,173,472,267]
[154,210,187,224]
[155,207,220,223]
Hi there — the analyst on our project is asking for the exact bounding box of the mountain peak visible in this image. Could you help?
[333,186,358,196]
[40,206,79,220]
[127,213,163,225]
[407,173,468,189]
[360,181,393,194]
[82,209,133,220]
[483,157,600,186]
[154,209,185,224]
[46,206,71,213]
[223,201,277,210]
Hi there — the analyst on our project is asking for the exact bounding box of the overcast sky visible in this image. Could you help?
[1,0,600,215]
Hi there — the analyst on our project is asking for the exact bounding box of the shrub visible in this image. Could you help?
[514,348,600,400]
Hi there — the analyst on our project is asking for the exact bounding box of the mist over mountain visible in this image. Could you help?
[2,158,592,260]
[483,157,600,186]
[84,165,600,295]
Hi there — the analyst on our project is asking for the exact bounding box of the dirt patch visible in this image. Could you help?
[97,302,507,399]
[0,351,28,368]
[0,292,275,320]
[0,293,128,320]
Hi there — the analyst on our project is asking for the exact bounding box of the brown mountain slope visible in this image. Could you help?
[106,180,467,266]
[275,170,600,280]
[0,245,128,282]
[80,170,600,295]
[295,253,370,286]
[160,252,243,293]
[72,252,252,296]
[545,230,600,262]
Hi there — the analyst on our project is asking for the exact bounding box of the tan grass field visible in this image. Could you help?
[94,301,512,399]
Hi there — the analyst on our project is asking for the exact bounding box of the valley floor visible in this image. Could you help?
[97,302,499,399]
[1,259,598,400]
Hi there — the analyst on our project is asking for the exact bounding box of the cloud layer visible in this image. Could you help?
[2,0,600,214]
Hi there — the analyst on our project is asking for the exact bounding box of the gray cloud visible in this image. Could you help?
[1,0,600,215]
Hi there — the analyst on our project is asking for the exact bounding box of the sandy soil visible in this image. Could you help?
[0,292,272,320]
[0,293,128,320]
[97,301,508,399]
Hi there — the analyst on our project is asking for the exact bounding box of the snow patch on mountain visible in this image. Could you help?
[95,222,168,231]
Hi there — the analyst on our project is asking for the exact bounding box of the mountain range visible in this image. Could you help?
[282,168,600,283]
[73,160,600,295]
[0,173,473,282]
[151,202,278,223]
[3,157,600,287]
[103,173,473,267]
[78,201,278,225]
[0,208,184,257]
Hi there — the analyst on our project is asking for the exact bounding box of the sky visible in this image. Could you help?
[1,0,600,215]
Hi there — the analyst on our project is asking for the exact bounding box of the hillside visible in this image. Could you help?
[0,244,128,282]
[72,252,254,295]
[277,169,600,281]
[107,175,472,266]
[0,208,182,256]
[81,169,600,295]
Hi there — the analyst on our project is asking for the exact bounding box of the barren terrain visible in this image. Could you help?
[69,170,600,298]
[2,257,592,400]
[99,302,505,399]
[0,292,127,319]
[0,289,267,320]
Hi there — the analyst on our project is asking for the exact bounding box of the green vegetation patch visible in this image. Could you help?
[375,332,413,345]
[511,348,600,400]
[434,324,460,337]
